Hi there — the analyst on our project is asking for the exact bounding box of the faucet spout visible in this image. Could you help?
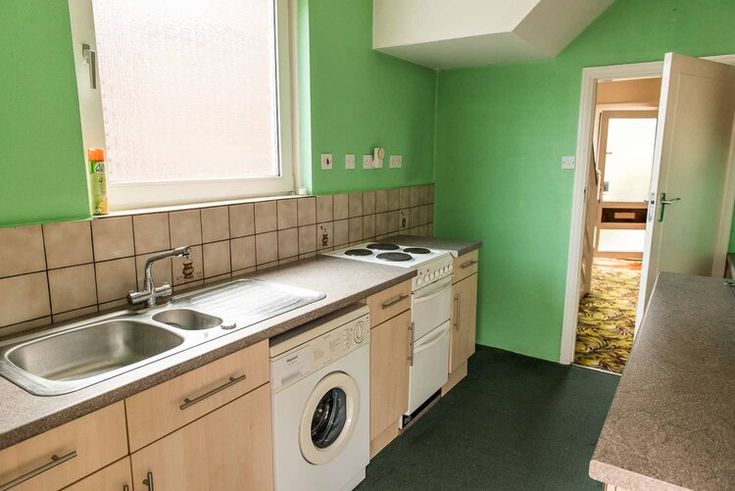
[128,245,192,307]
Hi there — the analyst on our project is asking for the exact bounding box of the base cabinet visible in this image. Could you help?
[62,458,132,491]
[130,384,273,491]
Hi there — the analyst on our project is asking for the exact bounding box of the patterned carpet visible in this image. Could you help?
[575,263,641,374]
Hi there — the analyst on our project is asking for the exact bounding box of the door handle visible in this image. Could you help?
[658,192,681,222]
[82,44,97,89]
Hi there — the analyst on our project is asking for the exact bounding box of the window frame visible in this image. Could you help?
[71,0,296,211]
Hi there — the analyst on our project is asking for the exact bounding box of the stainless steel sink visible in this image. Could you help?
[0,278,325,396]
[152,309,222,330]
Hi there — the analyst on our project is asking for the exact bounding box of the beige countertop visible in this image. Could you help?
[589,272,735,490]
[0,256,414,450]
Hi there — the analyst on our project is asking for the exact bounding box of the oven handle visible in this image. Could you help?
[413,322,450,355]
[412,277,452,302]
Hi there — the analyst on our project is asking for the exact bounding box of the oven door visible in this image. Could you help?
[407,321,451,414]
[411,276,452,339]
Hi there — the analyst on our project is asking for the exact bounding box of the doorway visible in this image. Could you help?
[574,79,660,373]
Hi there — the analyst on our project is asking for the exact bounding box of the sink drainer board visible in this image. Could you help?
[0,279,325,396]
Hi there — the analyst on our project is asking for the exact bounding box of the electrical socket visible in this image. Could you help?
[321,153,333,170]
[399,209,409,230]
[389,155,402,168]
[362,155,373,169]
[345,154,355,169]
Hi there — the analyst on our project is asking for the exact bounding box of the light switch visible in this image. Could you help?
[321,153,333,170]
[561,156,575,170]
[389,155,402,168]
[362,155,373,169]
[345,154,355,170]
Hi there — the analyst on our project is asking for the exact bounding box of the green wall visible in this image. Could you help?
[299,0,436,194]
[0,1,89,227]
[434,0,735,362]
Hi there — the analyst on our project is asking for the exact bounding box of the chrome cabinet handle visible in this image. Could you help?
[454,294,461,331]
[143,471,154,491]
[460,259,478,269]
[81,43,97,89]
[381,293,408,310]
[123,485,130,491]
[407,322,414,366]
[179,374,247,410]
[0,451,77,490]
[658,192,681,222]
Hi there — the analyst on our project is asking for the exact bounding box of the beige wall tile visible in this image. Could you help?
[205,273,231,285]
[255,231,278,264]
[201,207,229,243]
[363,191,376,215]
[92,216,134,261]
[53,305,98,324]
[333,220,348,246]
[348,192,363,217]
[349,217,363,243]
[229,203,255,238]
[317,222,333,250]
[428,184,435,203]
[0,316,51,339]
[417,225,428,236]
[298,225,316,254]
[427,224,434,237]
[172,245,203,285]
[255,201,277,233]
[363,215,375,239]
[96,257,137,303]
[231,236,256,271]
[410,207,420,228]
[278,257,298,266]
[98,299,129,312]
[135,253,173,290]
[428,205,434,223]
[387,211,399,233]
[232,266,256,277]
[316,195,333,223]
[278,228,298,259]
[277,199,298,230]
[387,188,400,211]
[375,190,387,213]
[133,213,170,255]
[419,205,429,225]
[203,241,231,278]
[333,194,348,220]
[419,184,431,205]
[43,221,93,270]
[169,209,202,248]
[256,261,277,272]
[409,186,420,207]
[297,197,316,225]
[299,252,317,260]
[0,225,46,277]
[0,272,50,327]
[48,264,97,314]
[376,213,387,236]
[399,187,410,209]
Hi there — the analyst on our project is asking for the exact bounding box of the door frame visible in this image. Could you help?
[559,54,735,365]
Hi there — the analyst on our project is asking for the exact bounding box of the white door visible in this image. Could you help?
[638,53,735,323]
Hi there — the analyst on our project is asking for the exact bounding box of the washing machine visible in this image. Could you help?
[270,304,370,491]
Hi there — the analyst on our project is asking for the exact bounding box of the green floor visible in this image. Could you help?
[357,347,618,491]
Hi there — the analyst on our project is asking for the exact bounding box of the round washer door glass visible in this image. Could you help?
[300,372,360,465]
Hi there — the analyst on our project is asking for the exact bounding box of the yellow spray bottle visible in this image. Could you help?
[88,148,109,215]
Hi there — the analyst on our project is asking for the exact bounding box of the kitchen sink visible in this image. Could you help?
[152,309,222,330]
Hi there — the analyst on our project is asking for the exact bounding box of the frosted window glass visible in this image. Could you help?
[602,118,657,202]
[93,0,278,182]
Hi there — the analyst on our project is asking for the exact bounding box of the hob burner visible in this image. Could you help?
[367,243,400,250]
[345,249,373,256]
[376,252,413,262]
[404,247,431,255]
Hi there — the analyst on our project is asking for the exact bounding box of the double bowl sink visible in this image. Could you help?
[0,279,325,396]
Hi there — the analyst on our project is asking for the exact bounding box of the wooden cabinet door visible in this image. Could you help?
[130,384,273,491]
[370,310,410,441]
[450,274,477,372]
[63,457,131,491]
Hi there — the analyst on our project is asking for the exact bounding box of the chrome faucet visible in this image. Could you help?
[127,246,191,307]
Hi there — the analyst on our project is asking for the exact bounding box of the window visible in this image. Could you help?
[91,0,293,209]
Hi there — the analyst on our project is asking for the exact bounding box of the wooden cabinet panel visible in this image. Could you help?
[126,340,269,451]
[369,310,410,455]
[449,273,477,373]
[366,280,411,326]
[0,403,127,491]
[63,457,131,491]
[130,384,273,491]
[452,250,479,283]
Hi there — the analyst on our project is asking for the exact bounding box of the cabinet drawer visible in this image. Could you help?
[126,340,269,452]
[366,280,411,327]
[62,457,131,491]
[453,250,479,283]
[0,403,127,491]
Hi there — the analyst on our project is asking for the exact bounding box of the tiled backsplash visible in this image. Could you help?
[0,184,434,337]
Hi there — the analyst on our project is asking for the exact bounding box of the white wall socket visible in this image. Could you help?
[321,153,333,170]
[399,209,409,230]
[389,155,402,168]
[362,154,373,169]
[561,156,575,170]
[345,154,355,169]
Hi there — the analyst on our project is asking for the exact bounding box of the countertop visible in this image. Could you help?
[589,272,735,490]
[0,256,414,450]
[388,235,482,257]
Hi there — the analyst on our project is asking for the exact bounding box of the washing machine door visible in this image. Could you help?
[299,371,360,465]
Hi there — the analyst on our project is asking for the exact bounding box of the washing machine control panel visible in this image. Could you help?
[271,313,370,391]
